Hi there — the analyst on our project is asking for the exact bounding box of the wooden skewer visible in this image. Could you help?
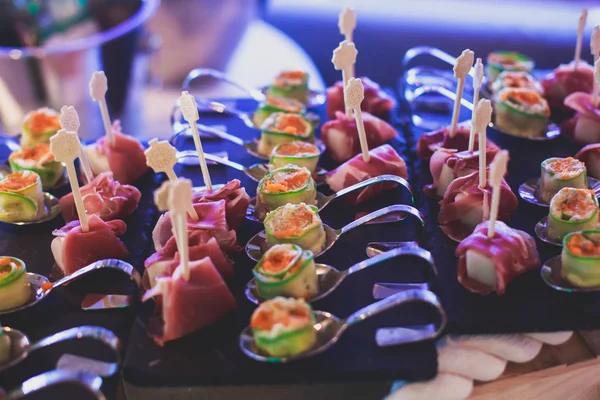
[475,99,493,189]
[338,7,357,78]
[469,58,484,152]
[89,71,115,147]
[575,8,588,70]
[345,78,370,162]
[488,150,509,238]
[332,40,358,120]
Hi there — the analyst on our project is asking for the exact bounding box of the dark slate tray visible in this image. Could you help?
[122,97,439,387]
[398,76,600,335]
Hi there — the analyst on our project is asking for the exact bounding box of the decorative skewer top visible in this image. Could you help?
[344,77,365,110]
[338,7,356,39]
[180,91,200,123]
[49,129,81,163]
[59,106,80,133]
[89,71,108,102]
[474,99,493,134]
[154,180,171,212]
[332,40,358,72]
[591,25,600,56]
[489,150,508,188]
[578,8,588,37]
[453,49,474,80]
[473,58,484,91]
[145,138,178,174]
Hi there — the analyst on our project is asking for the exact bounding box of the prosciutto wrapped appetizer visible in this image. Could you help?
[495,88,550,138]
[0,257,30,312]
[264,203,326,255]
[486,51,534,83]
[51,215,129,276]
[561,231,600,288]
[416,122,499,161]
[541,61,594,115]
[253,95,306,128]
[83,121,149,184]
[321,111,397,164]
[539,157,588,203]
[561,92,600,144]
[258,113,314,157]
[456,220,540,295]
[192,179,250,231]
[0,171,44,223]
[547,188,598,242]
[326,144,408,205]
[255,165,317,219]
[21,108,61,147]
[575,143,600,179]
[491,71,541,96]
[142,257,237,346]
[251,297,316,357]
[152,200,238,252]
[9,144,64,189]
[253,244,318,300]
[59,172,141,222]
[426,148,498,198]
[439,170,518,241]
[326,77,395,119]
[270,141,321,174]
[266,71,309,104]
[145,230,233,287]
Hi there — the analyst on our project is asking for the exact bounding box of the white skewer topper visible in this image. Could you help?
[50,129,89,232]
[89,71,115,147]
[575,8,588,70]
[475,99,493,189]
[332,40,358,119]
[468,58,484,152]
[145,138,199,221]
[487,150,509,238]
[594,58,600,108]
[338,7,357,78]
[450,49,474,137]
[591,25,600,62]
[59,106,94,184]
[179,91,213,192]
[345,78,370,162]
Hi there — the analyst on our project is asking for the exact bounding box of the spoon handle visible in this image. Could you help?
[202,152,246,172]
[52,259,141,290]
[27,326,121,355]
[332,174,413,204]
[182,67,266,103]
[346,246,436,277]
[339,204,424,236]
[5,370,106,400]
[195,123,246,146]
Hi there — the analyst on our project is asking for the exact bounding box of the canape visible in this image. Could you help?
[542,60,594,115]
[326,77,395,119]
[9,144,64,189]
[256,165,317,219]
[253,95,306,128]
[547,188,598,241]
[561,92,600,144]
[270,141,321,174]
[21,108,61,147]
[264,203,326,254]
[539,157,587,204]
[250,297,317,357]
[267,71,310,104]
[495,88,550,138]
[258,113,314,157]
[561,230,600,288]
[0,257,30,312]
[486,51,534,83]
[491,71,541,96]
[0,171,44,223]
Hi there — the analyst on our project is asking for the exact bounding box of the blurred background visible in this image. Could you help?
[0,0,597,137]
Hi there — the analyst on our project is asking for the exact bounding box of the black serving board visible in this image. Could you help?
[123,97,439,387]
[398,75,600,335]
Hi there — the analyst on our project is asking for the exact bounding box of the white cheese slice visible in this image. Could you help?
[466,249,497,289]
[51,236,66,274]
[436,164,455,197]
[455,192,484,228]
[575,117,600,145]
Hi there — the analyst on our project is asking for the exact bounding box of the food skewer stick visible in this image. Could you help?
[179,91,213,192]
[468,58,484,152]
[50,129,89,232]
[591,25,600,64]
[332,40,358,120]
[449,49,474,137]
[145,138,198,220]
[575,8,588,70]
[487,150,509,238]
[89,71,115,147]
[59,106,94,184]
[345,78,370,162]
[475,99,493,189]
[338,7,357,78]
[594,59,600,108]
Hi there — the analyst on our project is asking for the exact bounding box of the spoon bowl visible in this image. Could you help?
[541,255,600,293]
[534,216,568,246]
[4,369,106,400]
[1,192,60,226]
[519,177,600,207]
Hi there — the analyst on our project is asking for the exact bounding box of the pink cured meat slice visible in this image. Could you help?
[93,122,149,185]
[53,215,129,275]
[560,92,600,144]
[541,61,594,115]
[575,143,600,179]
[145,230,233,279]
[59,172,141,222]
[456,220,540,295]
[325,144,408,205]
[326,77,396,119]
[439,170,518,241]
[142,257,237,346]
[321,111,398,164]
[192,179,250,230]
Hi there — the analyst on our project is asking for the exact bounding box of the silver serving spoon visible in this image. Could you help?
[1,192,60,226]
[239,288,445,363]
[245,204,424,262]
[245,246,436,304]
[541,255,600,293]
[0,259,141,316]
[246,174,414,223]
[174,150,230,167]
[4,370,106,400]
[519,177,600,208]
[0,325,120,373]
[366,241,420,257]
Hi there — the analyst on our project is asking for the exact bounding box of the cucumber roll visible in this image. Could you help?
[9,144,65,189]
[547,188,598,241]
[21,108,61,147]
[540,157,587,204]
[254,244,318,300]
[0,257,30,312]
[561,231,600,287]
[0,171,44,223]
[250,297,317,357]
[491,71,541,96]
[253,95,306,128]
[270,141,321,174]
[486,51,534,83]
[264,203,326,254]
[495,88,550,138]
[255,165,317,219]
[258,112,314,157]
[267,71,310,104]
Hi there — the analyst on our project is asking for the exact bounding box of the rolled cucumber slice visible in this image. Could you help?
[0,192,38,222]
